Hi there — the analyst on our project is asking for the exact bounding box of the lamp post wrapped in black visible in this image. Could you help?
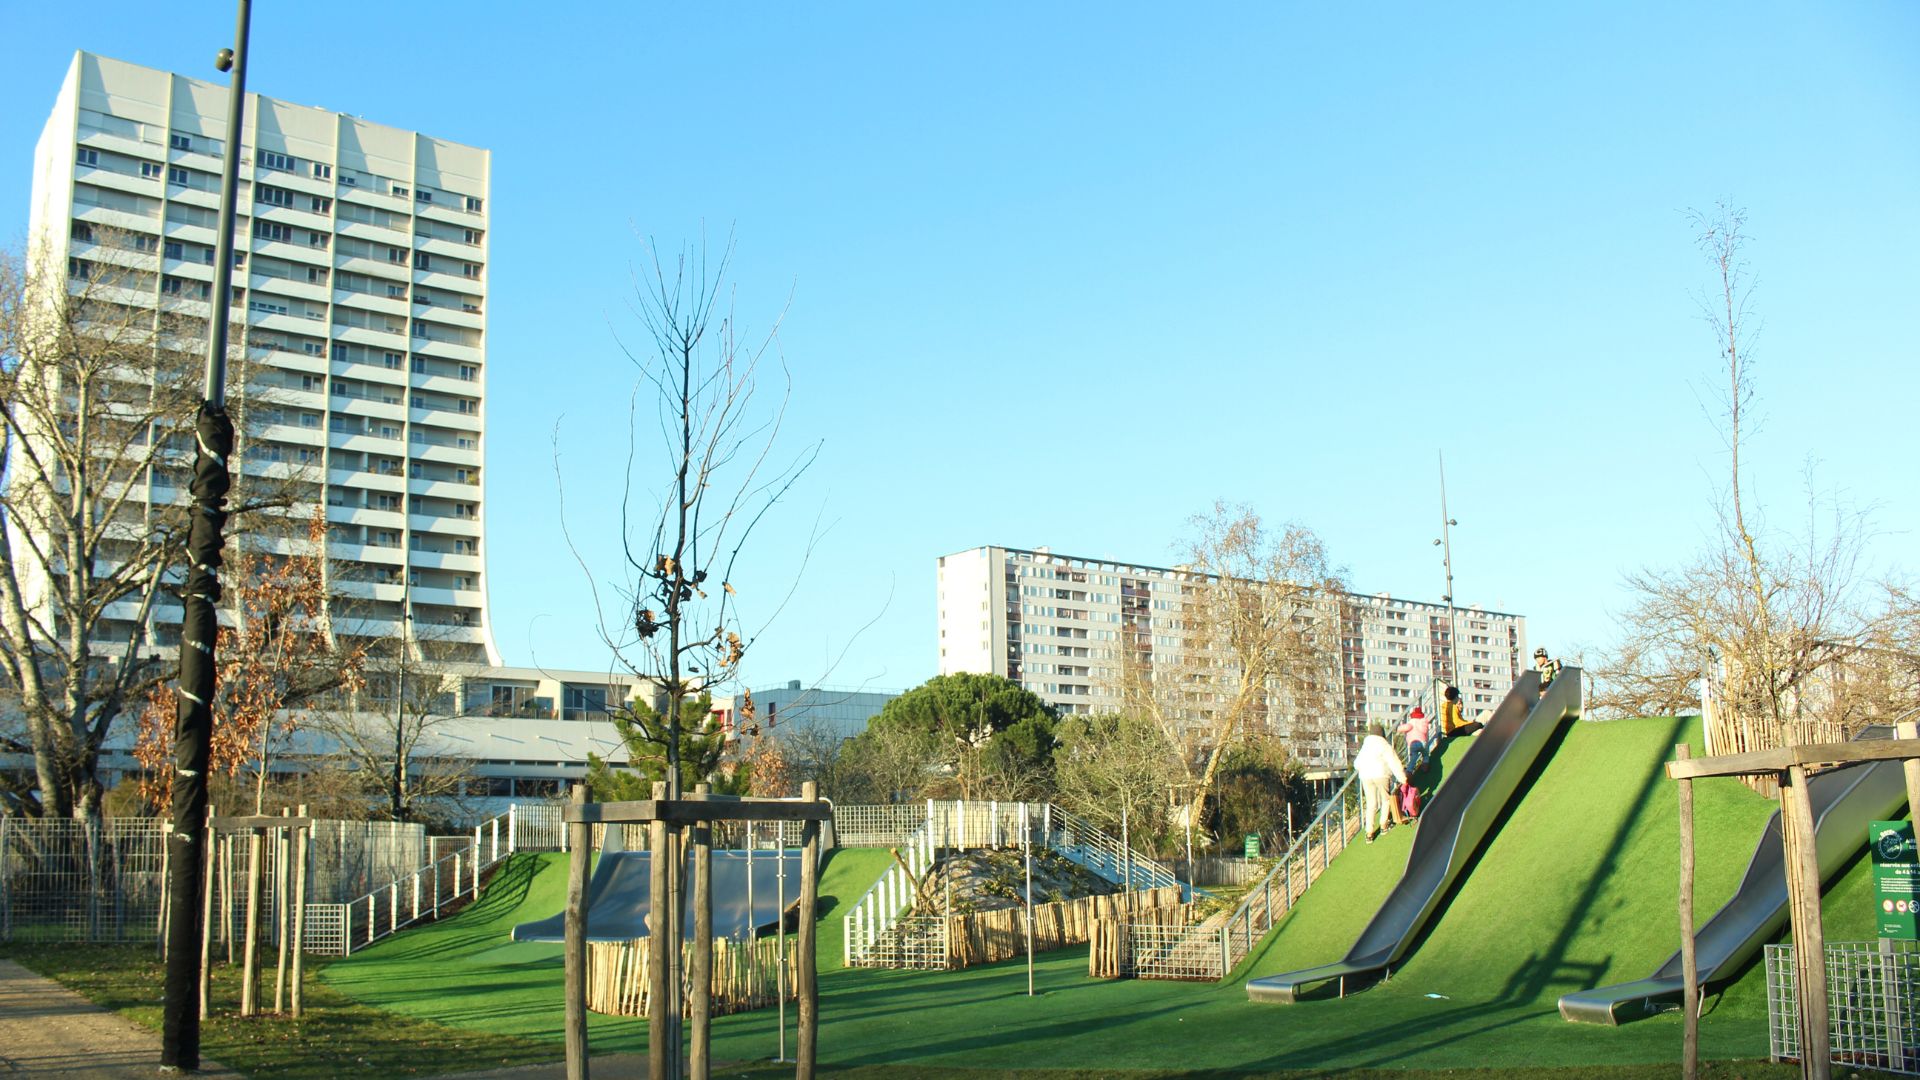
[162,2,251,1070]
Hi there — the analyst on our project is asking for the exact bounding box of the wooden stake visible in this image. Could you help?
[798,781,820,1080]
[564,783,591,1080]
[241,828,263,1016]
[291,806,308,1019]
[1899,721,1920,829]
[648,782,670,1080]
[1781,764,1832,1080]
[690,783,712,1080]
[274,812,289,1014]
[1677,744,1699,1080]
[198,814,214,1020]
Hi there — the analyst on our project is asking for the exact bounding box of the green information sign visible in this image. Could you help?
[1244,834,1261,859]
[1870,820,1918,940]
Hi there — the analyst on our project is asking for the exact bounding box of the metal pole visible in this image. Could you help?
[1023,803,1034,996]
[777,822,788,1064]
[164,5,250,1070]
[1436,451,1461,688]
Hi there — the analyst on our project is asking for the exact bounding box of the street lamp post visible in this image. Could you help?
[163,1,251,1071]
[1432,452,1460,690]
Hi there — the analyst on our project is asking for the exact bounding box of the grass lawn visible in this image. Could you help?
[7,718,1901,1077]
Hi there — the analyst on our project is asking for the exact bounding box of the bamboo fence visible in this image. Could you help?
[587,936,797,1018]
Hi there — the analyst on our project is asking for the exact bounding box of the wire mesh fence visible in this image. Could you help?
[1766,940,1920,1074]
[832,804,927,848]
[0,817,166,944]
[847,915,950,970]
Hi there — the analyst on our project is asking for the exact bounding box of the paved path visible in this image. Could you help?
[0,959,240,1077]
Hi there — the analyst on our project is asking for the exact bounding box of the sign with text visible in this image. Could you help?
[1870,820,1918,940]
[1244,834,1261,859]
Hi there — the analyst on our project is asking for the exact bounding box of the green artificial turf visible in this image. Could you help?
[310,718,1894,1076]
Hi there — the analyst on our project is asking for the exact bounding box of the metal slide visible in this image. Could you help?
[1559,725,1906,1025]
[512,848,805,943]
[1246,667,1582,1003]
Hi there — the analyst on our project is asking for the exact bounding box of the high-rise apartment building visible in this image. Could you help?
[936,545,1528,770]
[28,52,497,663]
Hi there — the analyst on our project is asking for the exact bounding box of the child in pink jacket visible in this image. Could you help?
[1398,706,1433,773]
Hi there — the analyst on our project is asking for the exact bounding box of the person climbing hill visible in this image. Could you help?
[1398,705,1433,773]
[1354,723,1407,843]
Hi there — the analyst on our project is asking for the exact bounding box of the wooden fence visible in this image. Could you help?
[939,886,1182,970]
[587,936,797,1018]
[1088,903,1198,978]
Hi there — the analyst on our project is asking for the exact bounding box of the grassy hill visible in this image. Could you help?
[318,718,1886,1073]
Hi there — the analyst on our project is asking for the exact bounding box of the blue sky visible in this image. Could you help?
[4,3,1915,695]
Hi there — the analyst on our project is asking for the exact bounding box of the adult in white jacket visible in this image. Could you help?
[1354,725,1408,842]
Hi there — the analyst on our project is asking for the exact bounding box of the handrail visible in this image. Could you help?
[328,805,516,956]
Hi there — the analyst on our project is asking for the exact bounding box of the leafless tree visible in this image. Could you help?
[1111,502,1346,839]
[308,634,478,822]
[1593,206,1906,746]
[563,238,817,797]
[1052,709,1181,841]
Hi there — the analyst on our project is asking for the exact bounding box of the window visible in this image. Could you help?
[462,228,481,245]
[386,283,407,298]
[415,189,432,203]
[70,221,93,242]
[341,174,357,187]
[386,246,406,264]
[170,133,191,152]
[257,185,293,208]
[413,252,430,270]
[168,165,189,185]
[302,342,325,357]
[464,196,482,213]
[411,395,427,409]
[460,262,481,279]
[161,277,184,296]
[140,161,163,179]
[458,364,477,381]
[391,184,410,198]
[330,342,347,362]
[311,162,331,180]
[306,266,327,285]
[411,357,427,374]
[306,231,328,249]
[457,398,477,415]
[412,320,427,338]
[254,220,293,243]
[309,195,332,213]
[163,241,183,260]
[454,539,477,555]
[382,351,403,369]
[76,148,98,167]
[299,412,320,429]
[256,149,293,171]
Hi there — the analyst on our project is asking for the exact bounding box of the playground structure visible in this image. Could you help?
[1559,726,1909,1024]
[557,782,831,1080]
[1246,668,1583,1002]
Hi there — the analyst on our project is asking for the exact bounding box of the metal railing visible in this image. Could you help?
[1119,682,1440,982]
[843,813,937,967]
[303,807,515,956]
[1045,804,1181,894]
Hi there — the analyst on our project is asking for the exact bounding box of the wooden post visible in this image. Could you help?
[1677,744,1699,1080]
[274,813,289,1015]
[798,781,820,1080]
[690,784,713,1080]
[1900,721,1920,828]
[1781,764,1832,1080]
[198,815,214,1020]
[241,828,263,1016]
[648,782,670,1080]
[564,783,591,1080]
[291,806,308,1019]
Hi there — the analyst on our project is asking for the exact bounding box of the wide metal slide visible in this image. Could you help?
[1246,667,1583,1003]
[1558,725,1907,1025]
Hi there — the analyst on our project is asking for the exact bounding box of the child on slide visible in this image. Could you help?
[1397,705,1432,773]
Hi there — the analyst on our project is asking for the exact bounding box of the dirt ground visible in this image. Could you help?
[0,958,242,1077]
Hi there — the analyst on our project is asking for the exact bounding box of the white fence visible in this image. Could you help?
[304,809,515,956]
[1768,940,1920,1074]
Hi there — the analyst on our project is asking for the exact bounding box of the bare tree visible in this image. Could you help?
[1111,502,1346,841]
[563,239,816,797]
[309,636,477,822]
[0,238,204,818]
[1052,709,1181,841]
[1594,206,1899,747]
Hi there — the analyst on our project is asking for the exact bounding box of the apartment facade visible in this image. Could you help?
[27,52,497,663]
[936,545,1527,770]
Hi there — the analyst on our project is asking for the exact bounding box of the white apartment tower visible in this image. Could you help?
[28,52,498,664]
[937,545,1528,770]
